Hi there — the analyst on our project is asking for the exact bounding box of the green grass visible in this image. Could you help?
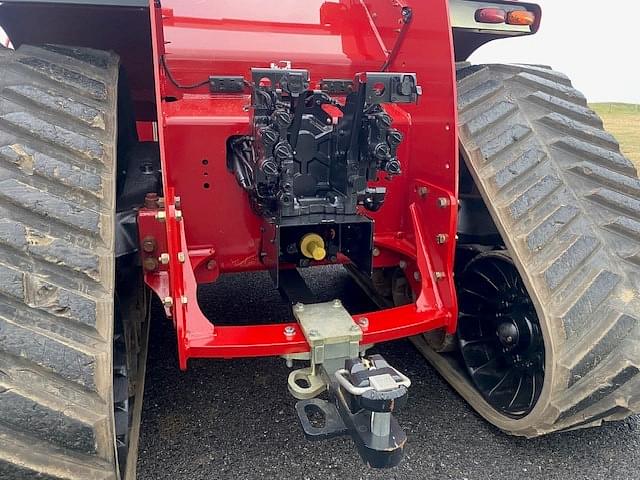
[590,103,640,168]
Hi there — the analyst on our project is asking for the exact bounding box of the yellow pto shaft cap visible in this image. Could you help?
[300,233,327,261]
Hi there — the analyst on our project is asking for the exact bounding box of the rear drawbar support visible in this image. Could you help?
[288,300,411,468]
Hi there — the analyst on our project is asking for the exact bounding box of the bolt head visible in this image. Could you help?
[175,210,183,221]
[437,197,450,208]
[418,186,429,198]
[413,271,421,282]
[358,317,370,328]
[181,295,188,305]
[284,326,296,337]
[294,303,305,312]
[372,247,381,257]
[177,252,186,263]
[144,192,159,209]
[333,299,342,308]
[436,233,449,245]
[399,260,407,270]
[155,211,166,221]
[435,271,446,281]
[143,257,158,272]
[308,329,319,338]
[163,296,173,308]
[174,196,182,208]
[206,259,217,271]
[142,236,156,253]
[159,253,170,265]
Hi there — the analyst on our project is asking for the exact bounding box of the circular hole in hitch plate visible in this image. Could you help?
[304,404,326,429]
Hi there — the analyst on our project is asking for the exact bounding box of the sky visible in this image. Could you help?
[471,0,640,104]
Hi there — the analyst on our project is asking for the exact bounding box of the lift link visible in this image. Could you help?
[288,300,411,468]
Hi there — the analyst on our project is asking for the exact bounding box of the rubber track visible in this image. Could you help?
[0,45,119,478]
[433,64,640,436]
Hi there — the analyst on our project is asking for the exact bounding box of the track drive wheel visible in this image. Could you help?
[418,63,640,437]
[0,44,147,478]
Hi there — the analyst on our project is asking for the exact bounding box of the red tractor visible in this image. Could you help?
[0,1,638,478]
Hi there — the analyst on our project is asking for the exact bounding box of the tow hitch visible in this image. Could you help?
[286,300,411,468]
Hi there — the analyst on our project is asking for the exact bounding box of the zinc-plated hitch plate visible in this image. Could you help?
[287,300,363,399]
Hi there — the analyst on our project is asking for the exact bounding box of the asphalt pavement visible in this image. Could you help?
[137,267,640,480]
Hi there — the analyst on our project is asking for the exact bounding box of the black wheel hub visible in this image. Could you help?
[457,252,544,418]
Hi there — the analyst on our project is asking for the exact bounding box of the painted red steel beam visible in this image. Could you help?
[139,179,456,368]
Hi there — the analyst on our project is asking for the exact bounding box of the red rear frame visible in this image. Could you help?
[139,0,459,369]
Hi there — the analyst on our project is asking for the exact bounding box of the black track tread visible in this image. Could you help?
[0,45,119,479]
[457,64,640,436]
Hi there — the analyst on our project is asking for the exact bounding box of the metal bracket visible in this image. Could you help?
[287,299,362,399]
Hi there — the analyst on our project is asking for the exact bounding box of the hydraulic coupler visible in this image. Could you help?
[288,301,411,468]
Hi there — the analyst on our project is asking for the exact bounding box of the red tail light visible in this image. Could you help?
[475,8,507,24]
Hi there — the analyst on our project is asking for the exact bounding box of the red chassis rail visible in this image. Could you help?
[141,0,459,370]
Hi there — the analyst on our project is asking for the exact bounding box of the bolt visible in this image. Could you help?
[177,252,186,263]
[351,325,361,332]
[333,299,342,308]
[308,329,319,338]
[413,271,421,282]
[142,236,156,253]
[159,253,170,265]
[436,233,449,245]
[181,295,188,305]
[143,257,158,272]
[163,296,174,308]
[175,210,183,221]
[144,192,159,209]
[437,197,450,208]
[157,197,165,208]
[435,271,446,281]
[358,317,370,328]
[399,260,407,269]
[284,326,296,337]
[372,247,381,257]
[418,186,429,198]
[174,196,182,209]
[294,303,305,312]
[286,358,293,368]
[206,259,217,271]
[155,211,166,222]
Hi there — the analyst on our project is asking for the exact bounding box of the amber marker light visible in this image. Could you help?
[506,10,536,26]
